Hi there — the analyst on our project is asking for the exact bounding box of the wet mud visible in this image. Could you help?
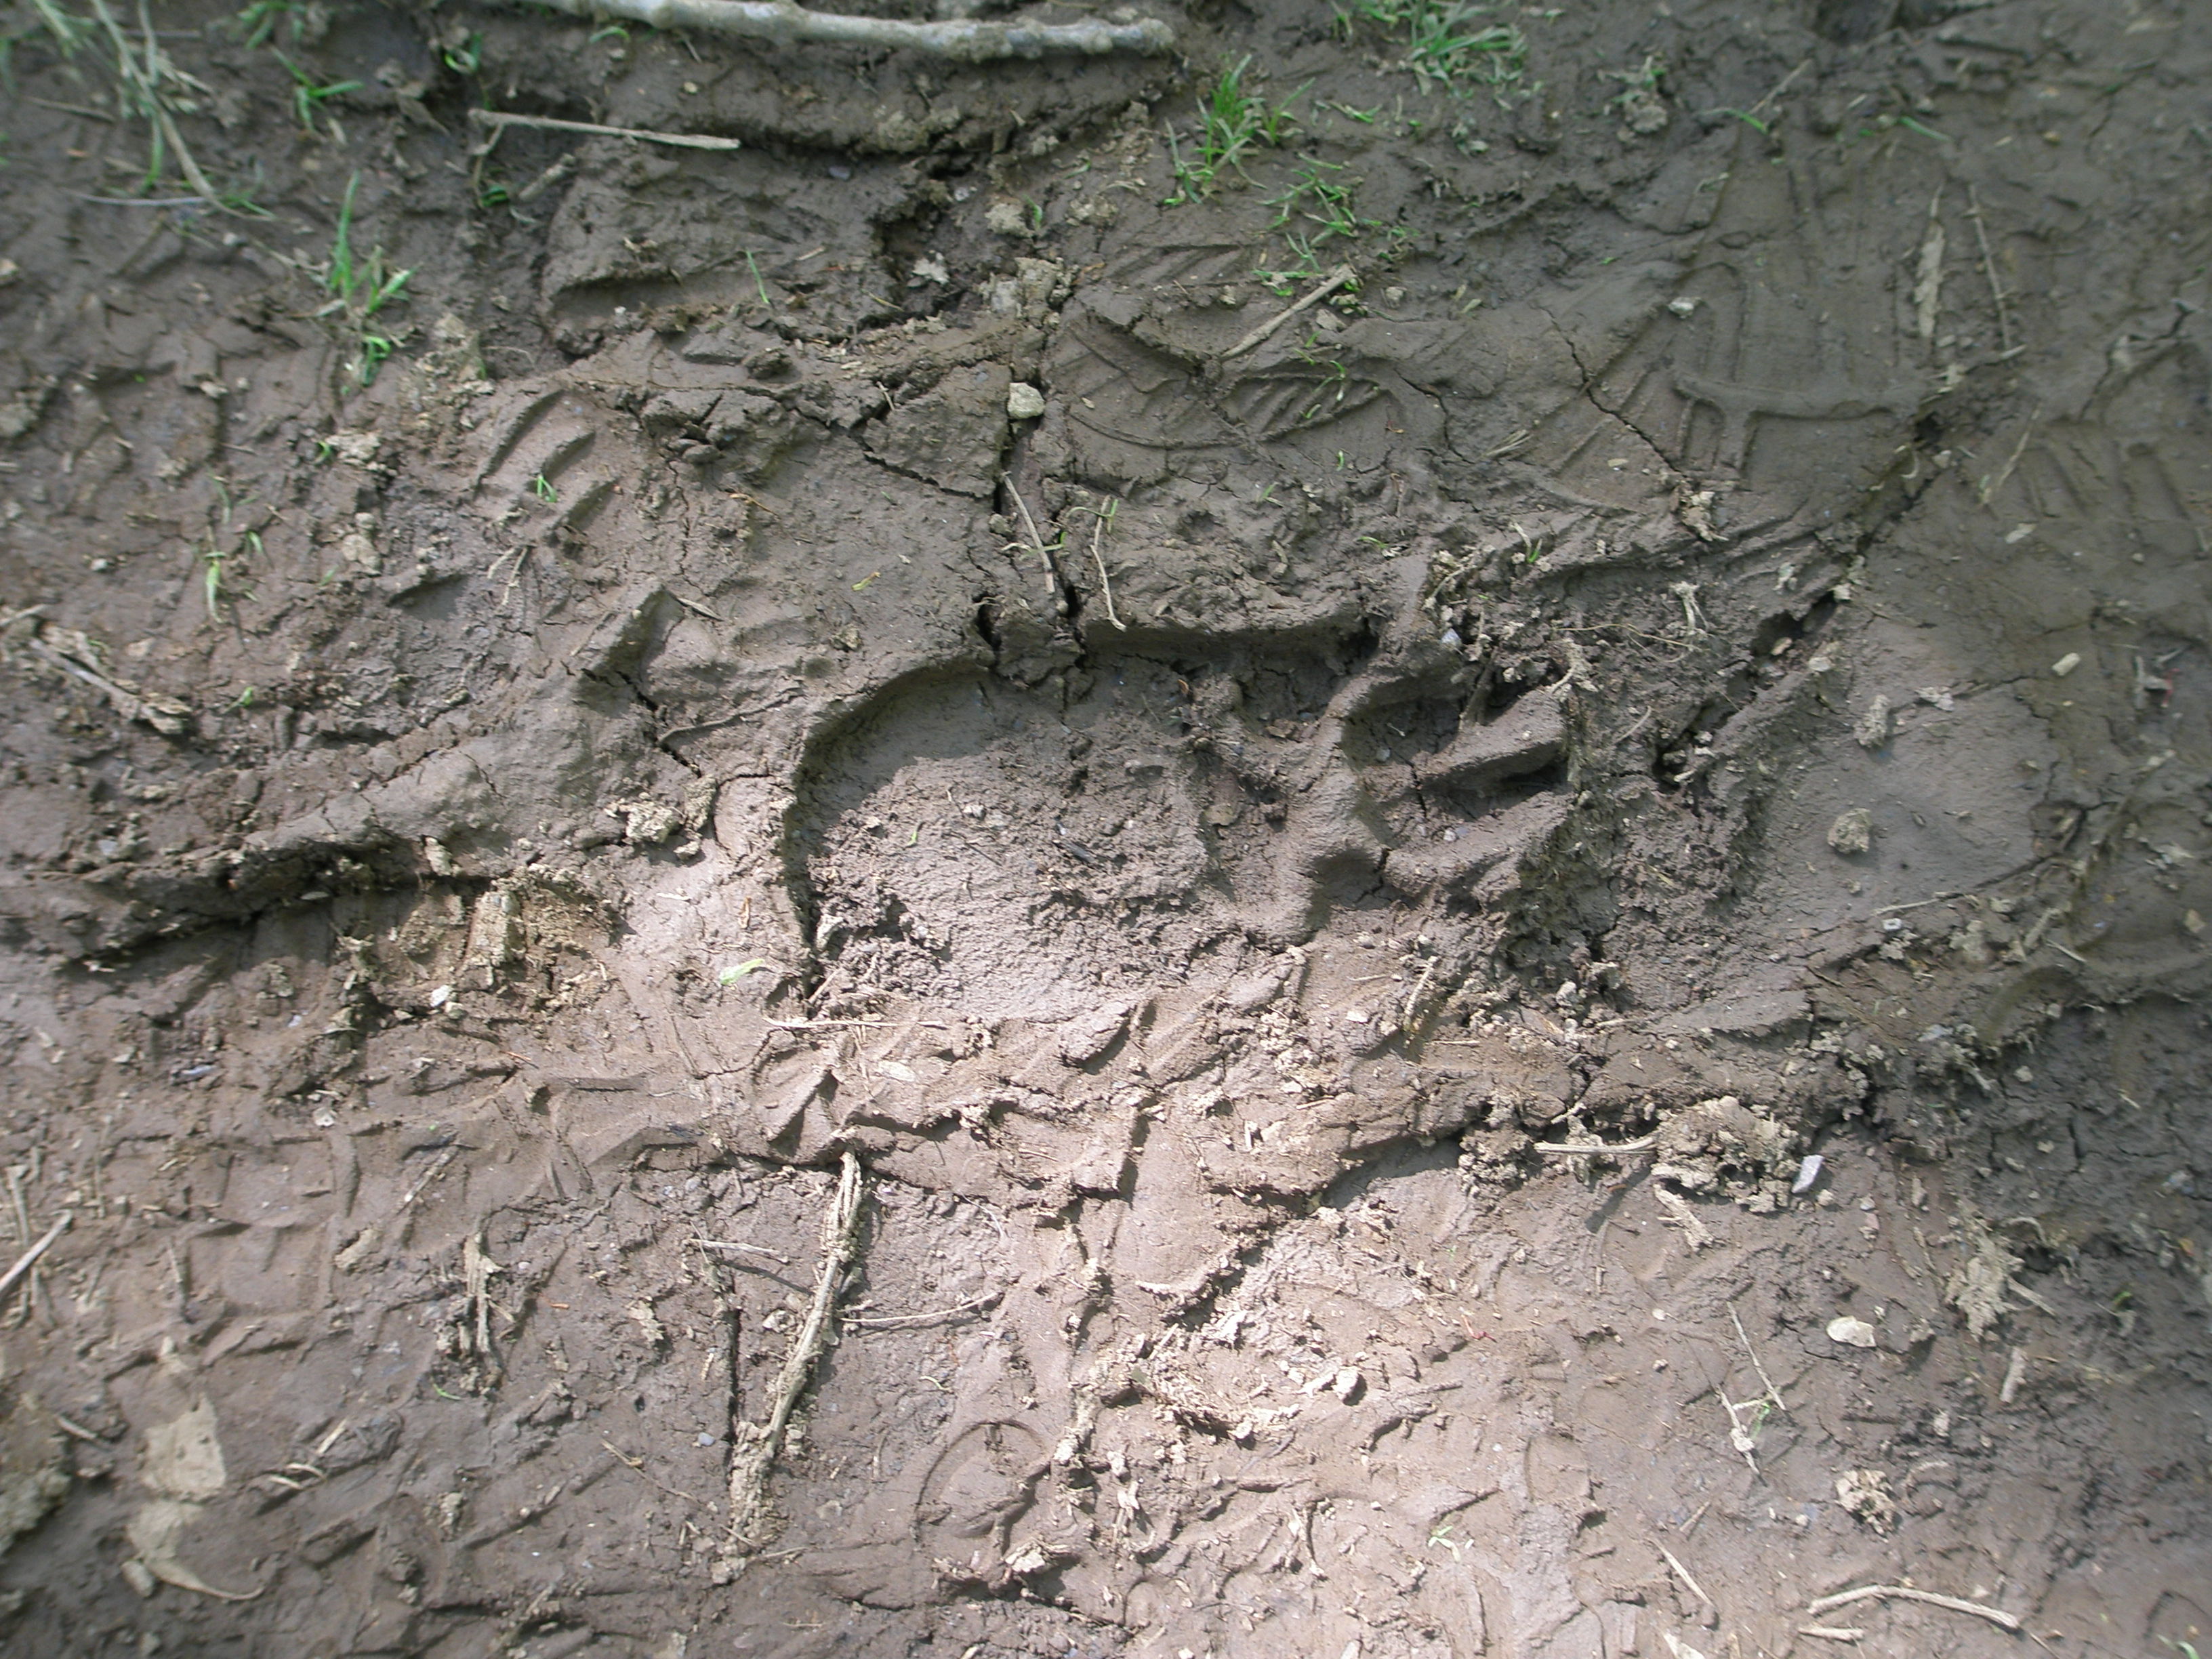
[0,0,2207,1654]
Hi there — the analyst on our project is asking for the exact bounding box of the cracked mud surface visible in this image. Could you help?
[0,0,2208,1654]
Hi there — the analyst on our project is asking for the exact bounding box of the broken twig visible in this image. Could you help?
[1088,498,1124,631]
[1658,1543,1715,1613]
[0,1212,70,1301]
[766,1017,949,1031]
[1536,1134,1656,1155]
[1654,1185,1713,1249]
[718,1151,865,1574]
[520,0,1172,59]
[1225,264,1357,358]
[691,1237,793,1265]
[844,1290,997,1330]
[470,108,745,152]
[1964,184,2013,353]
[1728,1304,1788,1418]
[1805,1584,2020,1632]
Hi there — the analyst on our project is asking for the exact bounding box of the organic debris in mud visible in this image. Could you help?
[526,0,1176,59]
[718,1151,866,1574]
[1832,1467,1898,1534]
[1944,1206,2033,1340]
[1804,1584,2022,1633]
[0,1383,70,1563]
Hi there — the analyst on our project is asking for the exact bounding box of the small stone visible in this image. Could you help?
[1006,382,1046,419]
[1827,808,1874,855]
[1826,1315,1879,1349]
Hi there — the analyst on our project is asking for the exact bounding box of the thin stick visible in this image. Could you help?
[766,1017,948,1031]
[469,109,745,152]
[24,635,190,735]
[1088,503,1124,631]
[1748,56,1812,116]
[836,1292,995,1336]
[1805,1584,2020,1632]
[28,98,119,121]
[1964,185,2013,352]
[844,1292,995,1330]
[0,1213,71,1302]
[719,1152,865,1571]
[1976,405,2040,506]
[1797,1629,1865,1643]
[1000,478,1065,611]
[1225,264,1356,358]
[516,0,1173,58]
[690,1238,792,1264]
[1535,1135,1656,1155]
[1658,1543,1715,1612]
[1728,1305,1788,1417]
[398,1145,459,1208]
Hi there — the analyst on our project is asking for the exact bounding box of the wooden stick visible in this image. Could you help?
[1964,184,2013,352]
[718,1152,865,1572]
[690,1237,792,1264]
[1225,264,1357,358]
[517,0,1173,59]
[1536,1135,1657,1155]
[469,108,745,152]
[1805,1584,2020,1632]
[1729,1304,1788,1416]
[1658,1543,1715,1612]
[1089,506,1124,632]
[0,1213,70,1301]
[766,1017,949,1030]
[844,1292,996,1330]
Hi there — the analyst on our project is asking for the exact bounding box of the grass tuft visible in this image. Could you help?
[318,173,413,388]
[1342,0,1528,101]
[1165,56,1299,204]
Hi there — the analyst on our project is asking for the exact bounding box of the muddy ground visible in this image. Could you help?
[0,0,2207,1653]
